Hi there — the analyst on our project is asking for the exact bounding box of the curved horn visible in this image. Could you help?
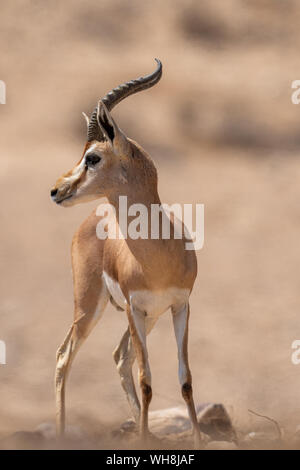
[87,58,162,142]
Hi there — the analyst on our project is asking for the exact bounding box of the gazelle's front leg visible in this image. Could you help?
[55,220,110,437]
[126,305,152,442]
[172,302,202,448]
[55,278,109,436]
[55,284,109,437]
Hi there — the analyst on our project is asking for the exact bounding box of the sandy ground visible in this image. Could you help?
[1,0,300,449]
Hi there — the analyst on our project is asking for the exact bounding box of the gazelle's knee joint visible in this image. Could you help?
[182,382,192,401]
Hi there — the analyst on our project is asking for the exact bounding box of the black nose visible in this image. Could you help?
[51,188,58,197]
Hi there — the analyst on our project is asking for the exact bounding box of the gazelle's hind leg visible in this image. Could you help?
[125,305,154,443]
[172,302,202,448]
[113,316,158,427]
[113,327,140,423]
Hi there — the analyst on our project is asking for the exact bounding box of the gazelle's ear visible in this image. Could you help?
[97,100,129,156]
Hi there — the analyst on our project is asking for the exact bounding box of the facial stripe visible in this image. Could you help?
[83,143,98,157]
[63,145,96,185]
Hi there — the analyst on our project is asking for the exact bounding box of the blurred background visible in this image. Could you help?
[1,0,300,442]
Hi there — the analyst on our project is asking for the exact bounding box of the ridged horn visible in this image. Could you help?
[87,58,162,142]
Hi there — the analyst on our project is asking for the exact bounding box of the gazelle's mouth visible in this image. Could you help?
[55,193,74,204]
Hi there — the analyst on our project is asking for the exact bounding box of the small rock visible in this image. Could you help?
[206,440,238,450]
[242,431,282,449]
[244,431,276,442]
[197,403,237,442]
[118,403,237,444]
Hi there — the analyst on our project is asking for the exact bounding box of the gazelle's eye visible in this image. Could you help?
[85,153,101,167]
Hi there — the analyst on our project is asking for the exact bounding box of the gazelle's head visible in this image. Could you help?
[51,59,162,207]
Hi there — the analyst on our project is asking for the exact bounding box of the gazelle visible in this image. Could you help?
[51,59,201,446]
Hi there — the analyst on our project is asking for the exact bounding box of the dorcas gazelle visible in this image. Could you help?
[51,59,201,446]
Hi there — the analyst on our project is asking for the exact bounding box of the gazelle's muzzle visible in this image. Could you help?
[50,183,75,205]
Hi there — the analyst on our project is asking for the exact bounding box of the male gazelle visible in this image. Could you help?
[51,59,201,446]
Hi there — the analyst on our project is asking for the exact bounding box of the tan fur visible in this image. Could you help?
[52,102,201,446]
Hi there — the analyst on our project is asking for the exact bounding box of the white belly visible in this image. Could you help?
[129,288,190,318]
[103,271,128,310]
[103,272,190,318]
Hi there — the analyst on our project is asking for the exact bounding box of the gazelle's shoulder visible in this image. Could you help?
[72,207,103,247]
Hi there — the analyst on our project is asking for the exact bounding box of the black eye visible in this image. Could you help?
[85,153,101,167]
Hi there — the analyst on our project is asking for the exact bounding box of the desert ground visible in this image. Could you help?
[1,0,300,449]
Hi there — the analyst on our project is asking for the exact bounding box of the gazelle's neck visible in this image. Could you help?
[103,141,176,269]
[107,186,161,213]
[106,139,161,213]
[106,177,162,250]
